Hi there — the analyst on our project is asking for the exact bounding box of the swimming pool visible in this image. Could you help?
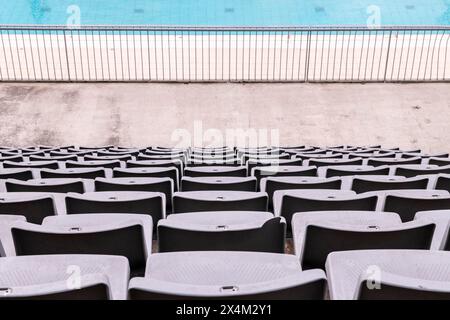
[0,0,449,26]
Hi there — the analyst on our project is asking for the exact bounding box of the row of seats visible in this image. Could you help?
[0,145,450,299]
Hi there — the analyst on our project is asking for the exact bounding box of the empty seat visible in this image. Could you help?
[0,193,56,224]
[273,190,378,231]
[137,154,185,162]
[383,192,450,222]
[247,159,303,176]
[350,176,429,194]
[184,166,247,178]
[261,177,342,210]
[348,152,396,159]
[414,210,450,250]
[242,154,291,164]
[0,215,26,256]
[292,211,434,270]
[3,161,59,170]
[65,192,165,230]
[435,175,450,193]
[326,250,450,300]
[294,154,343,161]
[252,166,318,185]
[394,165,450,177]
[96,151,139,158]
[368,157,422,167]
[84,155,134,162]
[181,177,257,192]
[308,158,363,168]
[5,179,85,194]
[158,211,285,253]
[186,159,241,167]
[402,153,449,159]
[40,168,106,179]
[29,154,78,162]
[126,160,182,177]
[94,177,173,211]
[11,214,152,277]
[128,252,326,300]
[428,157,450,166]
[0,255,129,300]
[65,160,121,170]
[113,167,179,191]
[173,191,268,213]
[0,169,33,181]
[325,166,390,178]
[0,155,24,163]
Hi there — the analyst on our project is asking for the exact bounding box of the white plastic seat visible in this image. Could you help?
[0,255,129,300]
[184,166,247,177]
[326,250,450,300]
[173,191,268,213]
[39,168,107,180]
[292,211,434,270]
[415,210,450,250]
[11,214,152,277]
[128,251,326,300]
[0,215,26,256]
[181,176,257,192]
[323,165,390,178]
[158,211,285,253]
[5,178,86,194]
[0,192,58,224]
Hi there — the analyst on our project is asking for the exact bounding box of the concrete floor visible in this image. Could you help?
[0,82,449,152]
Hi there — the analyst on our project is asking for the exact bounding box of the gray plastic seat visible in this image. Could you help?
[40,168,106,179]
[126,160,183,178]
[29,154,78,162]
[435,175,450,193]
[113,167,179,191]
[428,157,450,167]
[0,169,34,181]
[186,159,241,167]
[0,255,129,300]
[261,177,342,211]
[414,210,450,250]
[394,165,450,177]
[66,160,121,170]
[273,190,378,232]
[0,155,24,163]
[5,179,85,194]
[292,211,434,270]
[350,176,429,194]
[173,191,268,213]
[158,211,285,253]
[368,157,423,167]
[3,161,59,170]
[65,192,165,231]
[308,158,363,168]
[246,159,302,175]
[324,166,390,178]
[252,166,318,186]
[95,177,173,211]
[137,154,185,163]
[181,176,257,192]
[381,190,450,222]
[128,251,326,300]
[184,166,247,178]
[0,215,26,256]
[326,250,450,300]
[96,151,139,158]
[11,214,152,277]
[84,155,134,162]
[0,193,57,224]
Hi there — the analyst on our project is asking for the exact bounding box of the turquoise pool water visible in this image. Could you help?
[0,0,449,26]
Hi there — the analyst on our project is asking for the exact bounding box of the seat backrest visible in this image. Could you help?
[325,167,390,178]
[394,165,450,178]
[302,223,435,270]
[113,168,179,191]
[5,179,85,194]
[181,177,257,192]
[184,167,247,178]
[384,195,450,222]
[65,161,121,169]
[351,177,429,194]
[0,170,33,181]
[0,196,56,224]
[158,217,285,253]
[40,168,106,179]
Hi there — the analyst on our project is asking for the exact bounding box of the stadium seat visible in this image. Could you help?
[128,252,326,300]
[350,176,429,194]
[0,169,34,181]
[0,255,129,300]
[326,250,450,300]
[324,166,390,178]
[308,158,363,168]
[292,211,434,270]
[40,168,107,179]
[65,160,121,169]
[158,211,285,253]
[11,214,152,277]
[428,158,450,166]
[394,165,450,177]
[173,191,268,213]
[29,154,78,162]
[84,155,134,162]
[0,215,26,256]
[3,161,59,170]
[0,193,57,224]
[367,157,423,167]
[181,176,257,192]
[184,166,247,177]
[5,179,86,194]
[113,167,179,191]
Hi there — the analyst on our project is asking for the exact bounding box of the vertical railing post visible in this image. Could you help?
[305,29,312,82]
[63,29,71,81]
[383,29,393,82]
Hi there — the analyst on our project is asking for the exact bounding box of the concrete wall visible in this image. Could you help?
[0,83,449,152]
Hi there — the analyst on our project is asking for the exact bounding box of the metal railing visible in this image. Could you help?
[0,25,449,82]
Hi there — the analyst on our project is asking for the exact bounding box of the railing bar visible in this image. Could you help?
[161,30,165,81]
[8,31,17,80]
[396,30,406,81]
[106,30,112,81]
[14,30,23,80]
[410,30,419,81]
[403,30,413,81]
[1,31,10,80]
[443,33,450,80]
[98,30,104,81]
[383,30,393,82]
[363,30,371,81]
[416,30,426,80]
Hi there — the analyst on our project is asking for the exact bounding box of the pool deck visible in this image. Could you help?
[0,82,449,152]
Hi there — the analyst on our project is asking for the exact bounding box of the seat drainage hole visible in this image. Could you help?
[69,227,82,232]
[221,286,238,292]
[0,288,12,296]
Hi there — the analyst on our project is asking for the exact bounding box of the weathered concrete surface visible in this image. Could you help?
[0,83,449,152]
